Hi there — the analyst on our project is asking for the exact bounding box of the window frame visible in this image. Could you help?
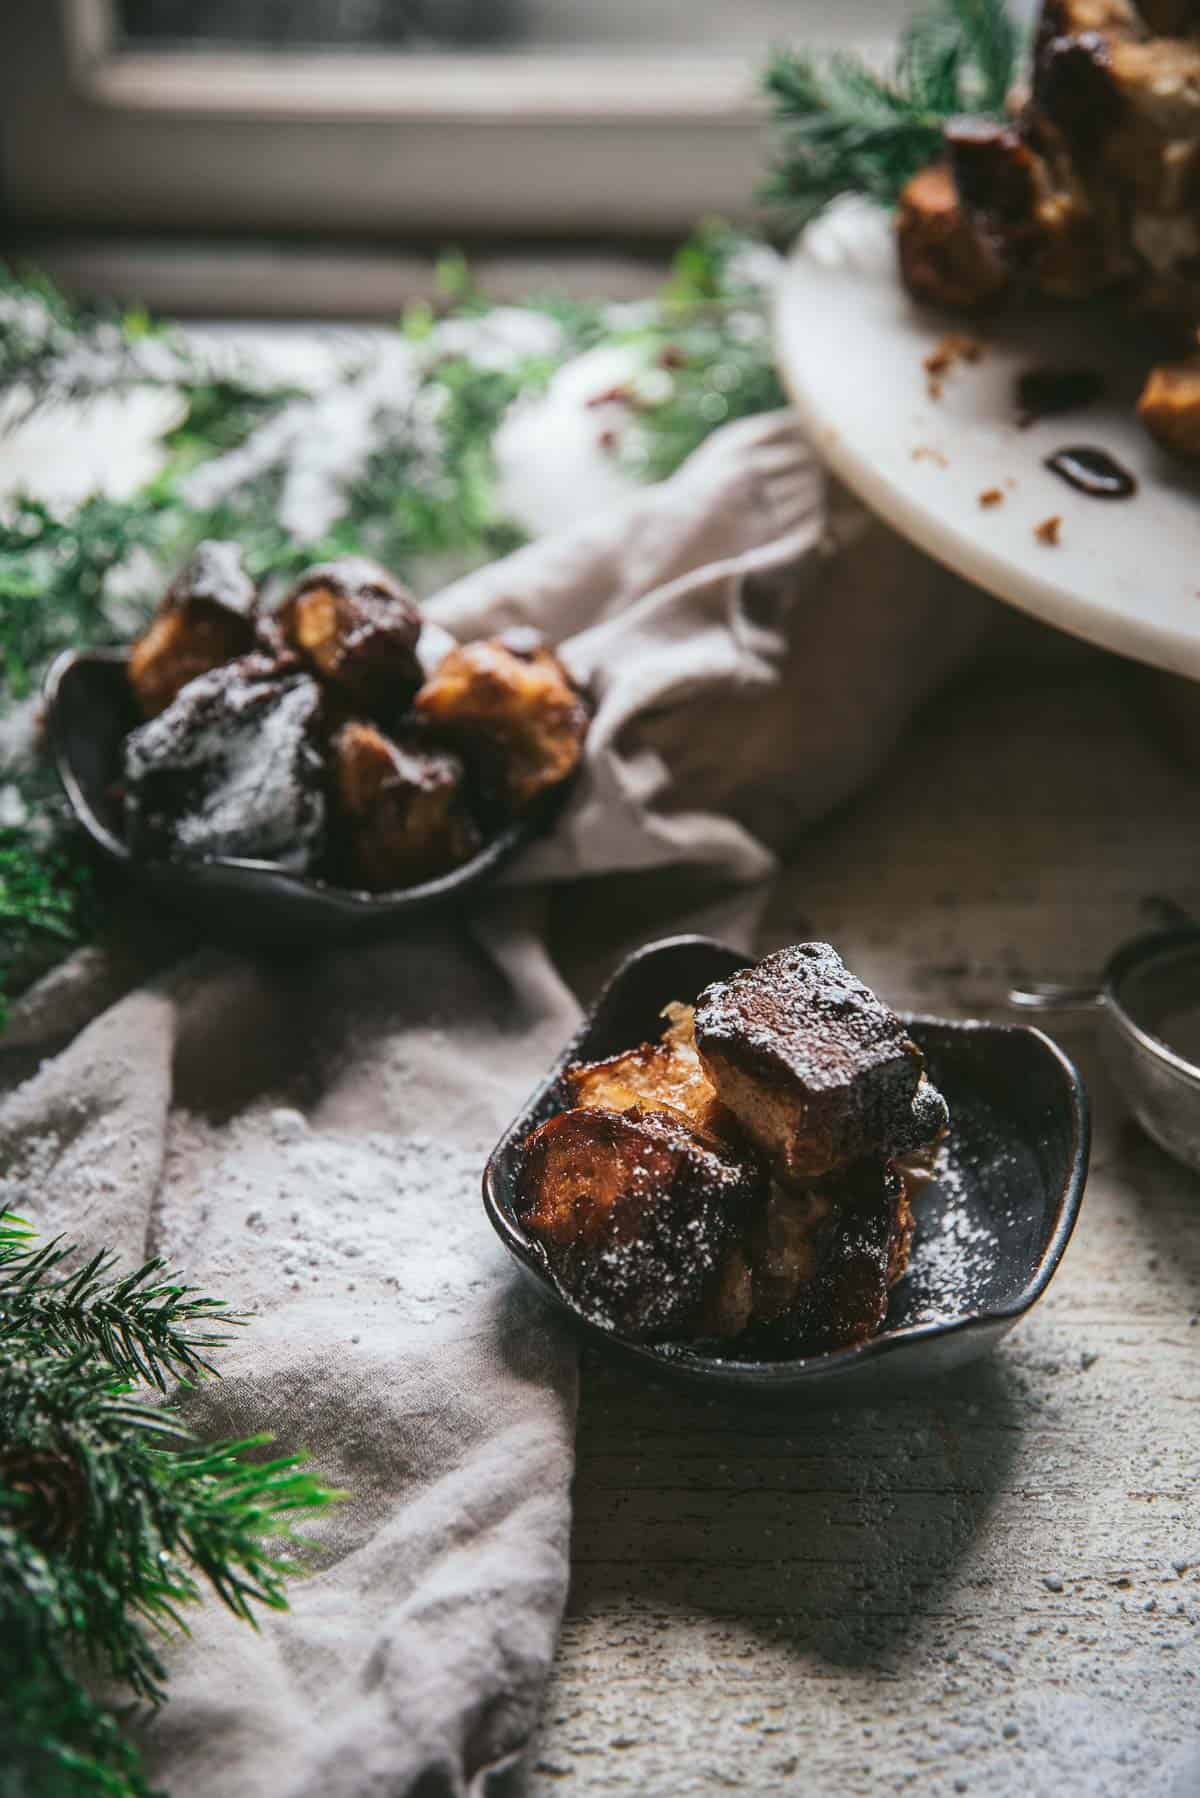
[1,0,767,240]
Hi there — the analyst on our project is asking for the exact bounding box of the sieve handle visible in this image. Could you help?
[1007,982,1105,1013]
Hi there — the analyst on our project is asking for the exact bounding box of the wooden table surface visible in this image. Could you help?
[540,646,1200,1797]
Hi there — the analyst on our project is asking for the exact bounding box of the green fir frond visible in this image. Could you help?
[762,0,1023,225]
[0,1215,339,1793]
[0,1225,242,1390]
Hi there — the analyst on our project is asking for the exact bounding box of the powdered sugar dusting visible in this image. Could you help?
[171,539,256,617]
[156,1104,501,1330]
[899,1142,1002,1324]
[124,666,325,867]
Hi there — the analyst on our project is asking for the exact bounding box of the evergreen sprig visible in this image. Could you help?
[0,1210,339,1796]
[0,822,100,1029]
[0,492,172,698]
[762,0,1021,226]
[0,270,158,428]
[0,267,298,436]
[0,1217,240,1390]
[0,1521,158,1798]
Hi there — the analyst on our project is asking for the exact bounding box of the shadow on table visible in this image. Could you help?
[566,1349,1025,1672]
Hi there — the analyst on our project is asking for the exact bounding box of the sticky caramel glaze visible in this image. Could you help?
[1045,446,1137,497]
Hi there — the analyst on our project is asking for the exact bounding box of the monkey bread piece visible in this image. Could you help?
[739,1155,916,1345]
[279,557,423,712]
[413,629,588,813]
[127,540,259,718]
[1137,360,1200,457]
[896,163,1011,311]
[123,659,325,869]
[935,0,1200,324]
[887,1174,918,1290]
[693,943,948,1186]
[753,1159,910,1354]
[516,1106,765,1341]
[792,1160,905,1351]
[744,1187,836,1328]
[564,1002,733,1140]
[330,721,481,892]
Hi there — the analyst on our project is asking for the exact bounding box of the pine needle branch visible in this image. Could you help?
[152,1435,343,1624]
[0,1346,336,1698]
[0,1523,160,1798]
[0,265,296,437]
[762,0,1022,226]
[0,1231,242,1391]
[0,1216,340,1793]
[0,270,160,428]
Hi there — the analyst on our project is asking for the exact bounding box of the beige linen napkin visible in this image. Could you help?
[430,410,995,882]
[0,908,581,1798]
[0,409,996,1795]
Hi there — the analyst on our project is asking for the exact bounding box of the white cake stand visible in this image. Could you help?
[774,199,1200,680]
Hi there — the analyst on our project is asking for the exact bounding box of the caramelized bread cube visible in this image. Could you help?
[945,116,1128,301]
[1138,360,1200,458]
[936,0,1200,318]
[516,1106,764,1340]
[128,540,259,718]
[745,1187,836,1327]
[279,557,422,711]
[413,630,587,812]
[887,1174,918,1289]
[564,1003,732,1139]
[788,1159,903,1351]
[697,1245,756,1340]
[693,943,946,1184]
[331,721,481,891]
[124,659,325,869]
[896,164,1010,311]
[945,120,1043,240]
[745,1159,907,1353]
[745,1153,921,1340]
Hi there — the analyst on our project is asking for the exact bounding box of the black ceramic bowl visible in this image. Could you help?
[44,647,569,949]
[483,935,1090,1393]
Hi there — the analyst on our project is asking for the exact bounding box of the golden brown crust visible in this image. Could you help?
[128,606,257,719]
[127,541,260,718]
[279,557,422,711]
[413,631,587,813]
[516,1105,765,1340]
[896,163,1011,311]
[1137,358,1200,455]
[330,720,481,891]
[564,1003,733,1140]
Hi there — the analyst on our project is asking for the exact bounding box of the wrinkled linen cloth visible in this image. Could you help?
[430,410,993,882]
[0,409,996,1796]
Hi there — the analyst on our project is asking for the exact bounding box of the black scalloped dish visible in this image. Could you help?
[483,936,1090,1392]
[44,647,571,949]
